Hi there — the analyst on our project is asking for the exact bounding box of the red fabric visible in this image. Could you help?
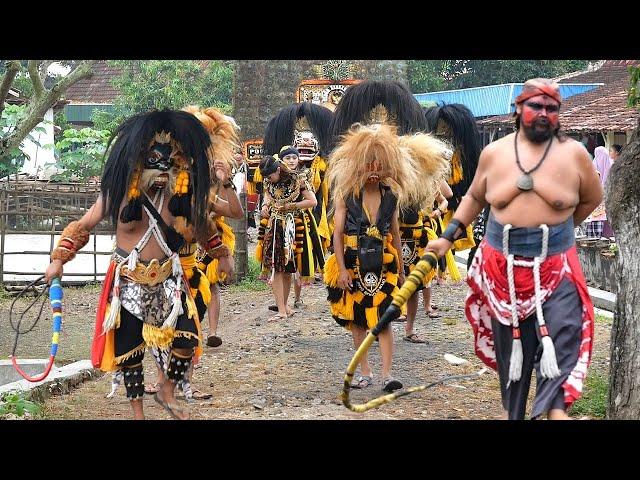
[465,240,594,407]
[515,79,562,105]
[90,261,116,368]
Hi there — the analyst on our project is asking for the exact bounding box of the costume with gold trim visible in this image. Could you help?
[326,80,451,329]
[85,110,213,399]
[398,207,437,290]
[263,103,333,249]
[325,185,405,329]
[257,167,321,279]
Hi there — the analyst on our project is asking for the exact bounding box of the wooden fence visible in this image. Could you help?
[0,178,114,285]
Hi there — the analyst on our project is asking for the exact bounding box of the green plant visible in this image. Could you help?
[569,371,608,419]
[0,104,43,176]
[50,127,110,181]
[0,391,43,418]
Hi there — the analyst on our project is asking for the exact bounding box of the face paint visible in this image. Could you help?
[520,95,560,129]
[366,158,383,184]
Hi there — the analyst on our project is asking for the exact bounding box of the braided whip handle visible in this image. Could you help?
[11,278,63,382]
[341,253,439,412]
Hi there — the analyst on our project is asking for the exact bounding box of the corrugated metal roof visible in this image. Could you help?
[414,83,603,118]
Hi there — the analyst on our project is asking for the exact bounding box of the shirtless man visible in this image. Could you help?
[45,110,224,420]
[427,79,603,419]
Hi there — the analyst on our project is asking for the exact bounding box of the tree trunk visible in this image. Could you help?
[232,60,408,143]
[606,120,640,419]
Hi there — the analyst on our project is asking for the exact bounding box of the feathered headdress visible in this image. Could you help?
[100,109,212,244]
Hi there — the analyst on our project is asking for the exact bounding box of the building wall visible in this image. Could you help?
[20,109,57,179]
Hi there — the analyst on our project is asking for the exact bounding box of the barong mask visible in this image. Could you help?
[329,81,451,210]
[100,109,212,244]
[263,102,333,161]
[293,123,319,165]
[139,131,184,192]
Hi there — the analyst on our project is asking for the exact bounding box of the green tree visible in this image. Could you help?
[407,60,591,93]
[93,60,234,131]
[1,60,96,166]
[51,126,110,181]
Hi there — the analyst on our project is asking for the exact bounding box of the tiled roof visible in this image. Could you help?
[478,60,640,132]
[63,60,121,104]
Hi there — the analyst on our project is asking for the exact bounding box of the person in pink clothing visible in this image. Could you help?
[585,146,614,238]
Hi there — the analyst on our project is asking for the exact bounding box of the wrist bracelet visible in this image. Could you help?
[441,219,465,243]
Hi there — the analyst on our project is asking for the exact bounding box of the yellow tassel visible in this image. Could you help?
[253,168,263,184]
[142,324,176,350]
[255,243,263,263]
[448,150,463,185]
[215,218,236,255]
[382,252,394,264]
[113,342,146,366]
[99,330,118,372]
[331,291,354,322]
[323,254,340,286]
[444,249,462,282]
[372,291,387,307]
[205,259,221,285]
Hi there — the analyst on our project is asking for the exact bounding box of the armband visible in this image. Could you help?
[51,221,90,264]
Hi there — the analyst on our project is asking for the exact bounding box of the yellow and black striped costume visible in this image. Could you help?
[398,207,437,290]
[325,185,405,330]
[306,156,331,251]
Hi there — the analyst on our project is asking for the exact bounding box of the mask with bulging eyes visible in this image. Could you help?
[145,142,174,172]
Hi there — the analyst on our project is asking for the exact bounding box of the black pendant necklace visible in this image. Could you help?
[514,130,553,191]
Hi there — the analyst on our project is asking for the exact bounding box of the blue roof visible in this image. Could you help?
[414,83,603,118]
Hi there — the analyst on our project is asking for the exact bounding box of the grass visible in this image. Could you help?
[227,256,269,293]
[569,371,608,419]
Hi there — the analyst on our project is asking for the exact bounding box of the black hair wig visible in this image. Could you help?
[263,103,334,157]
[328,80,427,152]
[423,103,480,207]
[100,109,212,243]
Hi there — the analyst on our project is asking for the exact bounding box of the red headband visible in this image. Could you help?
[515,79,562,105]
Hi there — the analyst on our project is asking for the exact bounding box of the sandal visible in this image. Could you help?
[154,391,190,420]
[427,310,441,319]
[144,382,160,395]
[403,333,427,344]
[382,377,403,393]
[206,335,223,347]
[190,388,213,400]
[350,375,373,389]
